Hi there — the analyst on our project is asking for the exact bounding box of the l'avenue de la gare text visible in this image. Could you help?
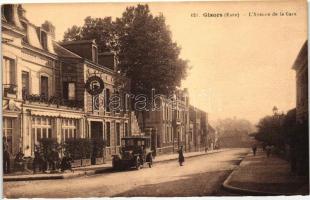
[191,11,297,18]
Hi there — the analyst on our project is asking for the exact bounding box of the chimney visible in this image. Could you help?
[98,52,116,71]
[41,21,55,39]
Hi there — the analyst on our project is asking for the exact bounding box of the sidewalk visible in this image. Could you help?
[3,149,224,182]
[223,149,309,195]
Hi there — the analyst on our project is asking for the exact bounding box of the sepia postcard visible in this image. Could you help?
[1,0,309,198]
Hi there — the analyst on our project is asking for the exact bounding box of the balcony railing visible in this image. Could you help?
[23,94,84,109]
[3,84,17,98]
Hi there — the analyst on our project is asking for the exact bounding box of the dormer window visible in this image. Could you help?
[3,5,13,23]
[40,30,48,50]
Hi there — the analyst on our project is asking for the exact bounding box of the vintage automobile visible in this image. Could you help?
[112,136,153,170]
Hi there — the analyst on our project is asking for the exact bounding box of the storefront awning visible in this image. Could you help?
[31,110,59,117]
[31,111,83,119]
[60,113,82,119]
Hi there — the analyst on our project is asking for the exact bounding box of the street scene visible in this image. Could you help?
[2,0,309,198]
[4,149,247,198]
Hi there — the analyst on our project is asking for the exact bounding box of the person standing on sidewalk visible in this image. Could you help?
[3,136,11,173]
[178,146,185,166]
[252,144,257,156]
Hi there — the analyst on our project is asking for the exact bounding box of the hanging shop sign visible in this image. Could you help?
[85,75,104,96]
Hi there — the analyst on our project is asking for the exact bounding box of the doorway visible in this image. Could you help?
[90,121,103,165]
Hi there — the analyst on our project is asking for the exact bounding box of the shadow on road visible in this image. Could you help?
[114,170,234,197]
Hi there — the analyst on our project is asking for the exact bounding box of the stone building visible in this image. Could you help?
[58,40,132,158]
[292,40,308,176]
[293,40,308,124]
[189,106,208,152]
[137,89,191,155]
[2,5,137,167]
[2,5,86,159]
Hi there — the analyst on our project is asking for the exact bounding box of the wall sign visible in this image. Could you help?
[85,75,104,96]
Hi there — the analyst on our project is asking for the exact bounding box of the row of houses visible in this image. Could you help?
[2,5,217,167]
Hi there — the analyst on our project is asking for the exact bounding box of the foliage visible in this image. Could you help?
[64,138,92,159]
[63,17,116,53]
[91,139,106,157]
[39,138,59,161]
[63,4,189,99]
[214,118,255,148]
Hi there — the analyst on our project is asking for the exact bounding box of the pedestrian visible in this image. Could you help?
[252,144,257,156]
[178,146,185,166]
[14,148,25,171]
[266,145,272,158]
[3,136,11,174]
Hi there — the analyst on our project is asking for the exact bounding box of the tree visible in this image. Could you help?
[63,4,189,98]
[63,16,117,53]
[214,117,255,148]
[115,5,188,97]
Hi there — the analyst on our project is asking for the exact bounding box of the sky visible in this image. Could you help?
[23,0,307,124]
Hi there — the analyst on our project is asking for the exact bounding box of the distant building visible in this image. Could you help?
[207,123,218,150]
[292,40,309,176]
[137,89,190,155]
[189,106,208,152]
[293,40,308,124]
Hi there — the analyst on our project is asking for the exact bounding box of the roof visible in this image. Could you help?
[53,42,82,59]
[293,40,308,70]
[60,39,96,46]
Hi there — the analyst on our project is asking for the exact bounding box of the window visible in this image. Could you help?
[32,117,53,145]
[63,82,76,100]
[40,76,48,98]
[116,123,120,146]
[163,125,166,143]
[166,126,169,143]
[93,95,100,111]
[170,127,173,142]
[105,89,110,112]
[106,122,110,147]
[40,30,48,50]
[22,71,29,97]
[68,83,75,100]
[124,93,129,111]
[124,123,128,137]
[62,119,77,142]
[3,57,15,85]
[3,118,13,154]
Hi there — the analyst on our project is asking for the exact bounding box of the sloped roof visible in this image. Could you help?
[293,40,308,70]
[53,42,82,59]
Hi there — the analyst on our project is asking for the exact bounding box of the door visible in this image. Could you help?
[90,121,103,164]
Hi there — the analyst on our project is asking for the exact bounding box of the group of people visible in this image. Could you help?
[251,143,274,158]
[32,146,73,173]
[2,138,74,174]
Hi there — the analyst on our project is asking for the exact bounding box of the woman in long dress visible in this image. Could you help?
[178,146,185,166]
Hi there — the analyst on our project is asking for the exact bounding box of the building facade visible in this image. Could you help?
[292,40,309,176]
[293,40,308,124]
[2,5,136,167]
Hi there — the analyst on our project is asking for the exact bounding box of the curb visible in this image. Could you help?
[221,153,296,196]
[4,149,225,182]
[153,149,225,164]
